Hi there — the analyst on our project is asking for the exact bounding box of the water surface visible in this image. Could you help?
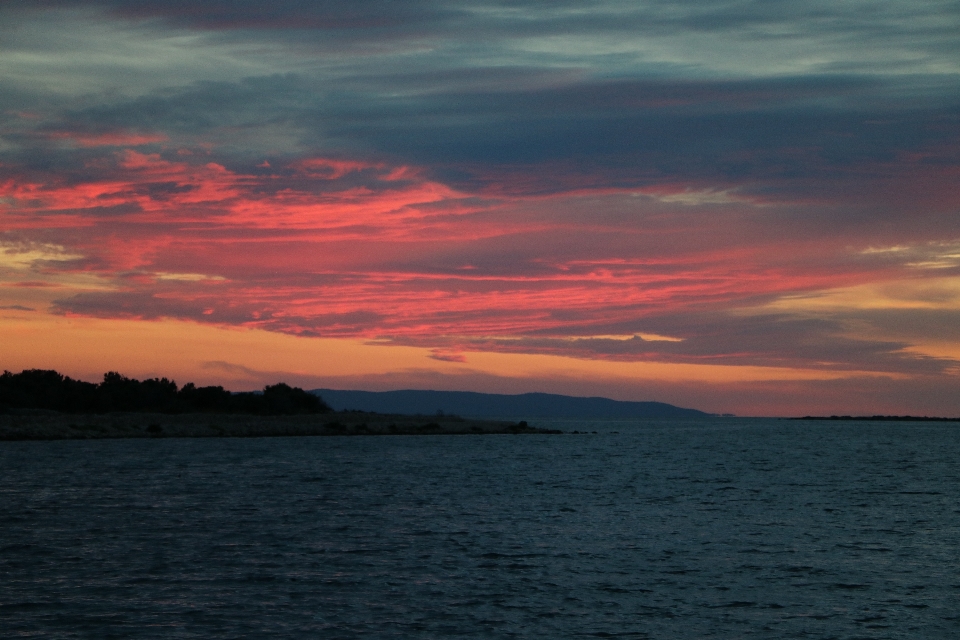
[2,418,959,638]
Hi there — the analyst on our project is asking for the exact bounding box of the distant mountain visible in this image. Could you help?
[311,389,711,419]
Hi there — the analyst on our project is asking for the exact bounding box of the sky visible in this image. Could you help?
[1,1,959,416]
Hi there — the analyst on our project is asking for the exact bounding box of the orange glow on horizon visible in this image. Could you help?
[0,314,902,393]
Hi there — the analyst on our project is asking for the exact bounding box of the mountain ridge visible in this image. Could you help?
[311,389,712,419]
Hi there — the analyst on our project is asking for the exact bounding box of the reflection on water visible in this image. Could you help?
[2,418,959,638]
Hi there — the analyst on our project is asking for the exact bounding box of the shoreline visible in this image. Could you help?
[791,415,960,422]
[0,411,562,441]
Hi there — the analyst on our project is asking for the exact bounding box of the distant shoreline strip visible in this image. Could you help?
[793,415,960,422]
[0,412,562,441]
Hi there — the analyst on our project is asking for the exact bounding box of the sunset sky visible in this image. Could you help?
[2,1,959,416]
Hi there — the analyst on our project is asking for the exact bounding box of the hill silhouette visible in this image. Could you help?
[313,389,710,419]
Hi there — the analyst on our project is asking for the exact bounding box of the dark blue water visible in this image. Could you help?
[2,418,959,638]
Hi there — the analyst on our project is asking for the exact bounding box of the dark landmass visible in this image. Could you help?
[0,369,561,440]
[793,415,960,422]
[0,412,558,441]
[313,389,711,419]
[0,369,328,415]
[2,369,710,421]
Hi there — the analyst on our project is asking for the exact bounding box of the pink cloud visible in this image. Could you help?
[4,145,959,384]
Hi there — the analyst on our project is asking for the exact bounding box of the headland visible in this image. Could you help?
[0,411,558,441]
[0,369,560,440]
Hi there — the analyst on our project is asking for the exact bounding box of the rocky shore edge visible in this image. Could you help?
[0,411,562,440]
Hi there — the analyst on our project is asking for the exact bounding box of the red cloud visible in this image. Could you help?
[4,144,955,377]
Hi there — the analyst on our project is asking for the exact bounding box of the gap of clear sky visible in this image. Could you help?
[1,1,959,416]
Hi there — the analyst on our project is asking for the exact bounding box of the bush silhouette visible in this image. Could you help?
[178,382,234,412]
[0,369,97,413]
[262,382,326,414]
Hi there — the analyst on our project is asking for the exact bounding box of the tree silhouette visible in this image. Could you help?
[0,369,331,415]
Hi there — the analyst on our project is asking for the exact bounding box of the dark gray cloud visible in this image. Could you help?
[23,0,456,30]
[7,70,955,211]
[4,0,958,209]
[15,0,960,53]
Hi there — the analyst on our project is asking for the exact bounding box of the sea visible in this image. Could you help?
[1,418,958,639]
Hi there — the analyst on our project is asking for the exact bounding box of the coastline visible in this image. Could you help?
[791,415,960,422]
[0,411,561,441]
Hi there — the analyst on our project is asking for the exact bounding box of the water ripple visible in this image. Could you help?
[2,419,959,638]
